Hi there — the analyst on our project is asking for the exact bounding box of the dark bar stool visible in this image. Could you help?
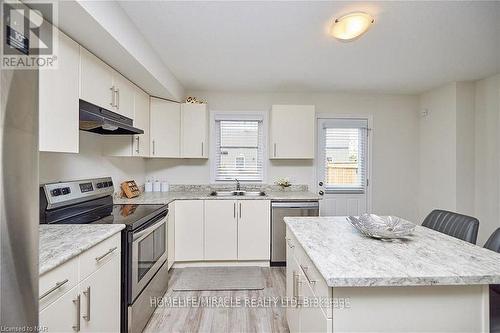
[422,209,479,244]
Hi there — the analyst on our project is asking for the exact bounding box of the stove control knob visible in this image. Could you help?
[61,187,71,195]
[51,188,62,197]
[97,183,103,189]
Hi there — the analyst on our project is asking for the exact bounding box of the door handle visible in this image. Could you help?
[72,294,81,331]
[318,181,323,186]
[152,140,156,155]
[201,142,204,156]
[115,88,120,109]
[319,190,324,196]
[135,136,140,154]
[39,279,69,300]
[273,143,277,157]
[95,247,117,262]
[239,202,242,218]
[83,286,91,321]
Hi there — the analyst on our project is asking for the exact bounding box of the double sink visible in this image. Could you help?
[209,190,266,197]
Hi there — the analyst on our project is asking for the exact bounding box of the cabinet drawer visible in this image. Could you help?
[79,233,121,281]
[39,257,78,310]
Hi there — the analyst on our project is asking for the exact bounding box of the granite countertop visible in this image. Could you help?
[285,216,500,287]
[114,190,321,205]
[39,224,125,275]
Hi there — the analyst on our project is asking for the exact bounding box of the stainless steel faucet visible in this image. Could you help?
[235,179,241,191]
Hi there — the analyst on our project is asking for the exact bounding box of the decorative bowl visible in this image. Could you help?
[347,214,415,240]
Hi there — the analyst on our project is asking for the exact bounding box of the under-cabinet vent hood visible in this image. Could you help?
[79,100,144,135]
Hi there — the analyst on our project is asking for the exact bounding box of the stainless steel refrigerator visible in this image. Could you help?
[0,19,39,332]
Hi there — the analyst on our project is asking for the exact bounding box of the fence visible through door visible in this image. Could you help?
[317,118,370,216]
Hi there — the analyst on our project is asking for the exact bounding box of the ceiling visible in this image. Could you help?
[119,1,500,94]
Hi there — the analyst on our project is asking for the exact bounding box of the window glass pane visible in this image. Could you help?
[324,127,366,192]
[215,119,263,181]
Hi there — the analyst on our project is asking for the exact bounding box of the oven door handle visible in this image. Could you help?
[133,212,167,241]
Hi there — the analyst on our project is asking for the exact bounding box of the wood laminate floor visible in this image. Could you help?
[143,267,289,333]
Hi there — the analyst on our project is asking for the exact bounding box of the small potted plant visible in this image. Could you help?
[275,177,292,190]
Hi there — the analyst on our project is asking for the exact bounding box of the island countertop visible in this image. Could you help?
[284,216,500,287]
[39,224,125,275]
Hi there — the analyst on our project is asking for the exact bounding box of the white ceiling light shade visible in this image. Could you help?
[330,12,374,41]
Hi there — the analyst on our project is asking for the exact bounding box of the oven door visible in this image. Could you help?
[131,213,168,301]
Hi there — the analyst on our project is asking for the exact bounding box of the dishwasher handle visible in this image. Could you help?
[271,201,319,209]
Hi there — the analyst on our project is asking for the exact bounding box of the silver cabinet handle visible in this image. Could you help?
[152,140,156,156]
[201,142,204,156]
[110,87,115,107]
[300,264,317,285]
[135,136,140,154]
[95,247,117,262]
[239,202,242,218]
[293,271,302,305]
[72,294,81,332]
[274,143,277,157]
[233,202,236,219]
[116,88,120,109]
[286,238,295,249]
[39,279,69,300]
[83,286,91,321]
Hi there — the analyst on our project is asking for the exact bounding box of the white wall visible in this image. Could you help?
[474,73,500,245]
[39,132,146,191]
[146,91,420,221]
[418,82,476,221]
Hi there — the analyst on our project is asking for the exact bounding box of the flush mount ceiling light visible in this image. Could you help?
[330,12,374,41]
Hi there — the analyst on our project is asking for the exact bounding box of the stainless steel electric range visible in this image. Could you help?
[40,177,169,333]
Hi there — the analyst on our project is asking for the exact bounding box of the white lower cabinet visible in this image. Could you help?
[174,200,204,261]
[204,200,238,260]
[40,286,80,332]
[39,234,121,332]
[79,255,120,332]
[237,200,270,260]
[286,228,332,333]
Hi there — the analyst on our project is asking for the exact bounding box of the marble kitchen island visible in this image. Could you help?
[284,216,500,333]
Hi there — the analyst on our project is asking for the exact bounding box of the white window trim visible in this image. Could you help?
[210,111,268,184]
[315,113,373,213]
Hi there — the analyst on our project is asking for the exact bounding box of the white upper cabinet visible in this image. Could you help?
[39,28,80,153]
[112,73,135,120]
[269,105,315,159]
[79,47,135,120]
[181,103,208,158]
[79,47,114,111]
[150,97,181,158]
[133,88,150,157]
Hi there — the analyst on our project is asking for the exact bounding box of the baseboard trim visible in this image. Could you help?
[173,260,270,268]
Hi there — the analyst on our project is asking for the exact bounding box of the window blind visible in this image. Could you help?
[215,120,264,181]
[323,119,368,193]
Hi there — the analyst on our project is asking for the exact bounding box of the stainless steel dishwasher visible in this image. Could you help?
[271,201,319,265]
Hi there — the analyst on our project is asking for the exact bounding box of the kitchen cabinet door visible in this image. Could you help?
[112,73,135,120]
[204,200,237,260]
[79,47,114,110]
[167,202,175,269]
[270,105,315,159]
[181,103,208,158]
[39,28,80,153]
[39,285,80,332]
[150,98,181,158]
[133,88,150,157]
[237,200,270,260]
[174,200,204,261]
[300,270,332,333]
[286,255,301,333]
[79,256,121,332]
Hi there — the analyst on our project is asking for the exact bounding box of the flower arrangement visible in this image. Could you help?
[275,177,292,189]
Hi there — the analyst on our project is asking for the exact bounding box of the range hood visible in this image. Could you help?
[79,100,144,135]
